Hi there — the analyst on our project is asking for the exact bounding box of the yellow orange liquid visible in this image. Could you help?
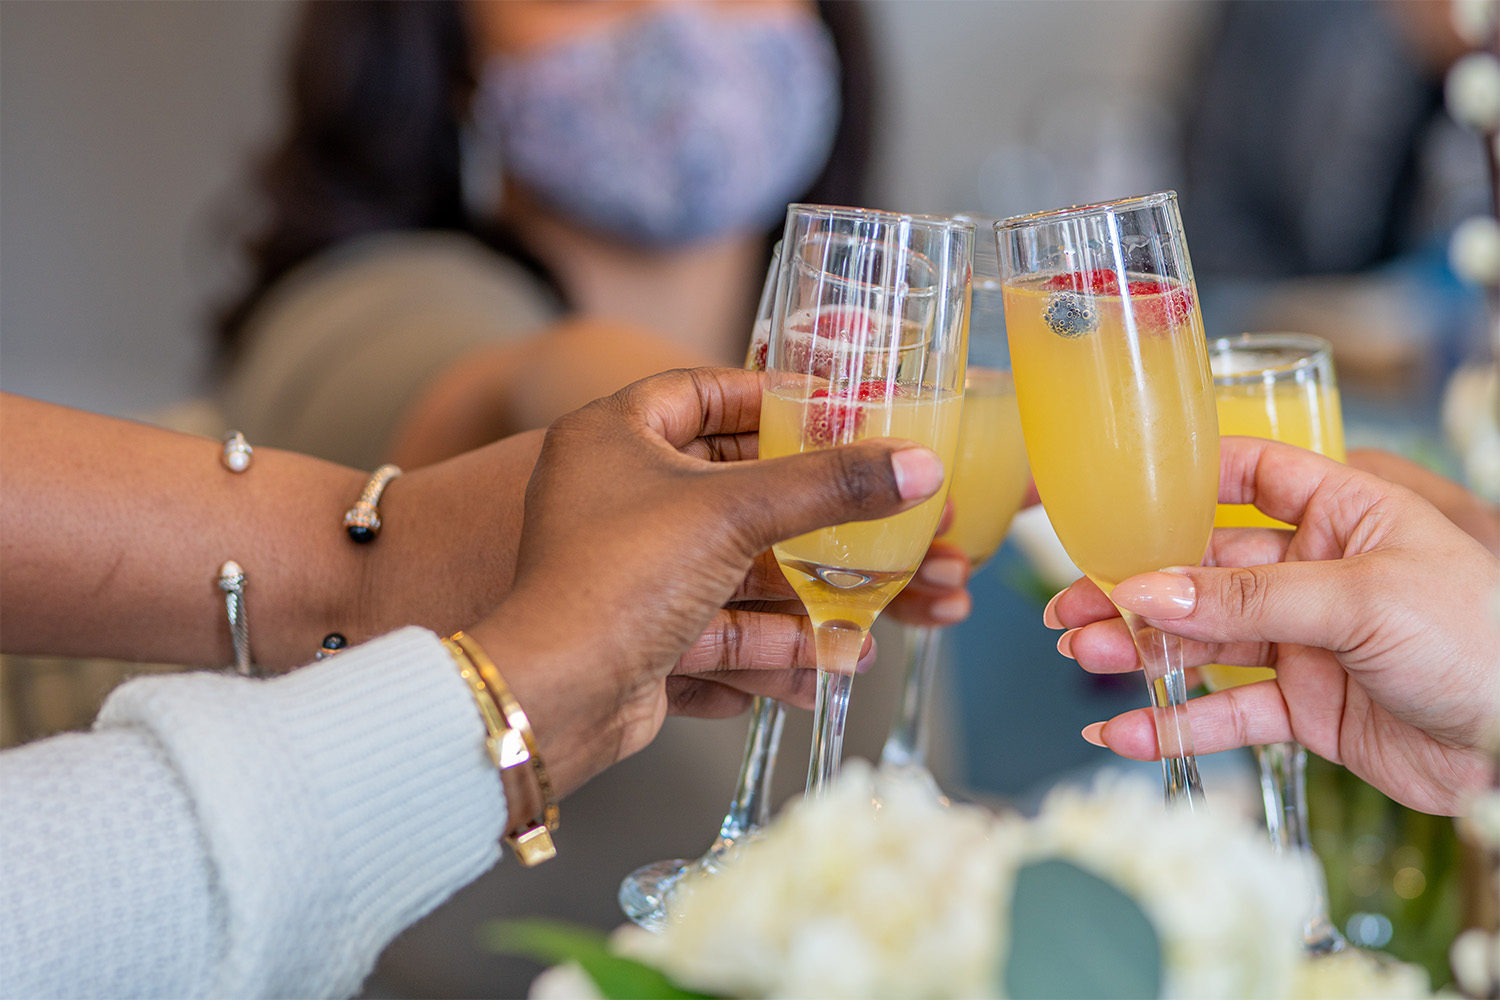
[1212,380,1346,530]
[938,368,1029,567]
[760,383,963,632]
[1203,371,1345,692]
[1003,279,1218,590]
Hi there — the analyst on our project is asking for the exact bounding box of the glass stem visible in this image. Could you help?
[806,621,865,796]
[1255,741,1346,953]
[880,624,943,770]
[710,696,785,857]
[1119,609,1206,809]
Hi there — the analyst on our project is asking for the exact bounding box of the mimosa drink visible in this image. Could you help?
[1212,380,1346,530]
[996,191,1214,806]
[770,205,972,795]
[1203,336,1345,692]
[761,381,963,636]
[1003,277,1218,589]
[939,367,1029,567]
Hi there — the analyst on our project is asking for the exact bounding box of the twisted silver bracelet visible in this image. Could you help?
[217,560,255,677]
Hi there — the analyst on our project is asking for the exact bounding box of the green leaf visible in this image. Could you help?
[1002,858,1163,1000]
[479,919,715,1000]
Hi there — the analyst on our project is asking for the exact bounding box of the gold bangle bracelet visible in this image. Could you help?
[444,631,558,867]
[451,653,510,767]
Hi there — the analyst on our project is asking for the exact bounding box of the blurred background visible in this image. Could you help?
[3,0,1494,995]
[1,0,1214,418]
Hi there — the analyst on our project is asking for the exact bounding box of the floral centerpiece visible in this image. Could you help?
[489,762,1432,999]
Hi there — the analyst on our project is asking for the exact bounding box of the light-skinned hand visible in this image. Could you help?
[1046,435,1500,815]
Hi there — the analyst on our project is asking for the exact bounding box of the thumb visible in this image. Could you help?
[1108,560,1368,653]
[718,439,945,555]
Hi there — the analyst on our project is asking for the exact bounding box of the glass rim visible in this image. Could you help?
[992,191,1178,232]
[786,202,977,235]
[1208,331,1334,384]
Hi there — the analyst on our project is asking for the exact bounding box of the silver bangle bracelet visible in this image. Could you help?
[217,560,256,677]
[343,464,402,543]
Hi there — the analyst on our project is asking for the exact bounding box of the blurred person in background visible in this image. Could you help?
[212,0,872,472]
[1180,0,1492,413]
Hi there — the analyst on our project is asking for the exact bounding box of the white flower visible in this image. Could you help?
[601,767,1433,1000]
[527,962,606,1000]
[623,760,1011,999]
[1452,0,1499,48]
[1291,947,1431,999]
[1449,928,1500,997]
[1443,362,1500,502]
[1447,52,1500,132]
[1457,787,1500,848]
[1019,775,1310,999]
[1448,215,1500,288]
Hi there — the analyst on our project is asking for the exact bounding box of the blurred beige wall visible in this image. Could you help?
[0,0,294,417]
[0,0,1212,417]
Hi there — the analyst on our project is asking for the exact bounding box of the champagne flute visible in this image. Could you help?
[618,244,787,931]
[760,204,972,796]
[1207,331,1347,953]
[995,191,1217,808]
[880,218,1029,787]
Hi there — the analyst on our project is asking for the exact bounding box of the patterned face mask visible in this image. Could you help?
[468,5,841,247]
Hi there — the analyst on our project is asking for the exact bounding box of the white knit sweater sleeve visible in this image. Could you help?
[0,626,506,999]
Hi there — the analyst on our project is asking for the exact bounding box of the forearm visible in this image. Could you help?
[385,320,711,468]
[0,394,367,667]
[0,394,544,670]
[1347,446,1500,555]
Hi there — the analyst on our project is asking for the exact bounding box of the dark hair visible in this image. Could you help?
[213,0,876,367]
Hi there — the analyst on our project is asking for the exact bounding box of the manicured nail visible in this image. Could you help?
[918,555,966,589]
[1110,570,1195,619]
[856,634,878,673]
[891,447,944,501]
[1042,591,1064,629]
[1081,722,1106,747]
[1056,628,1077,659]
[929,591,971,624]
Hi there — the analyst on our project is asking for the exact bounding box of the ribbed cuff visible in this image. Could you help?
[98,626,506,999]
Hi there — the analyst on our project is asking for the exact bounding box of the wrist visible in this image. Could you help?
[464,607,631,803]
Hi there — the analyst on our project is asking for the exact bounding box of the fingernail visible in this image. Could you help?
[929,591,971,624]
[1042,590,1064,629]
[1110,571,1196,619]
[1056,628,1077,659]
[855,634,878,673]
[891,447,944,501]
[1081,722,1106,747]
[918,555,966,589]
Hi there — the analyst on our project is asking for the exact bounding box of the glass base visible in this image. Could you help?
[1303,914,1348,956]
[875,759,949,805]
[617,858,689,933]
